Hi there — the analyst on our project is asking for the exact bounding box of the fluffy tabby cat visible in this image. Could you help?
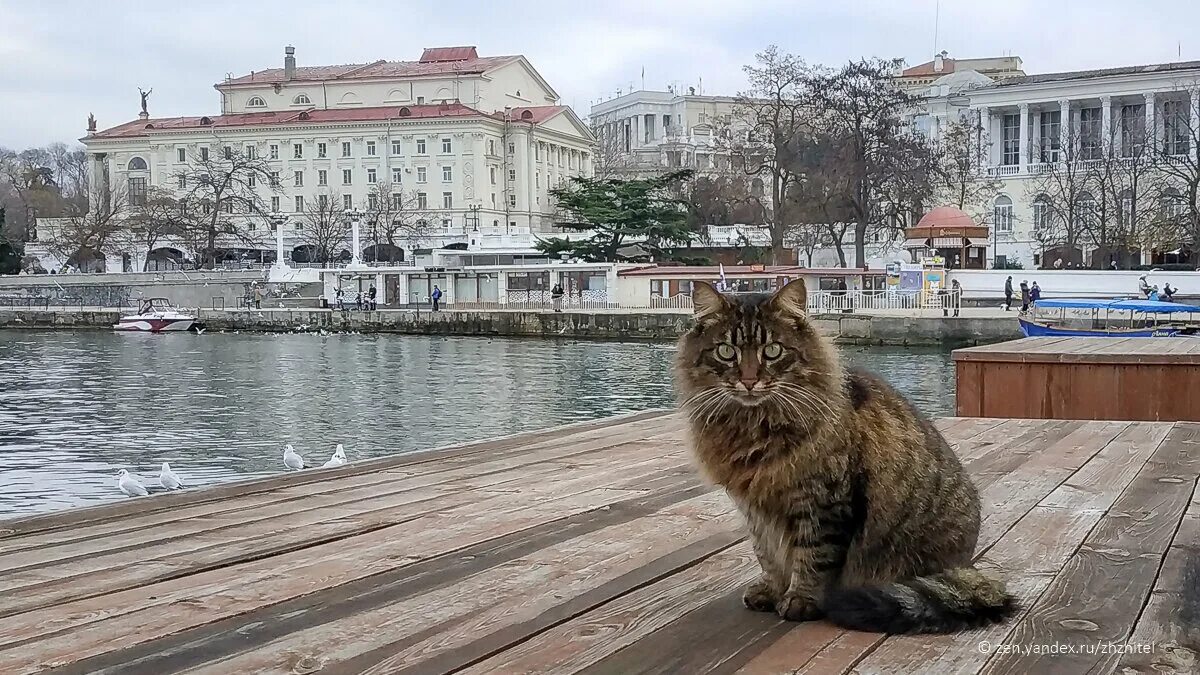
[675,280,1015,634]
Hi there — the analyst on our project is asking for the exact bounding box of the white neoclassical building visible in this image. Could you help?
[33,46,594,272]
[920,59,1200,269]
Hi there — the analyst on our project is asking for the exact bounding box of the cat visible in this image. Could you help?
[674,279,1016,634]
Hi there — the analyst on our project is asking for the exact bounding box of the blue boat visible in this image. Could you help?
[1019,298,1200,338]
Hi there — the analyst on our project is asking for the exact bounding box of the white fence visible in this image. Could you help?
[647,290,961,312]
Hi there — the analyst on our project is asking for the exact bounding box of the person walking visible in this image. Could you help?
[1004,276,1014,311]
[367,284,377,311]
[951,279,962,317]
[431,285,442,312]
[551,283,565,312]
[253,285,265,310]
[1019,280,1031,314]
[1139,275,1152,298]
[335,287,345,311]
[1030,281,1042,304]
[354,291,362,311]
[1163,283,1177,302]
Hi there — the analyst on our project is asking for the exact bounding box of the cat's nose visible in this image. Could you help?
[740,378,759,391]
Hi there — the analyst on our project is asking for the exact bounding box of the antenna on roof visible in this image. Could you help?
[933,0,940,57]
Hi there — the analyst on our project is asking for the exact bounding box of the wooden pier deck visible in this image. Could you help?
[0,411,1197,674]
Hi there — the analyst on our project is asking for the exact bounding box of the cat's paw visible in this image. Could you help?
[742,578,778,613]
[776,593,823,622]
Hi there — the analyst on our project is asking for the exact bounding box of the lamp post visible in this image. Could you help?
[268,212,290,270]
[343,207,364,269]
[468,203,481,232]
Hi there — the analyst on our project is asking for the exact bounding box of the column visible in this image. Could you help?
[1059,99,1071,162]
[1144,92,1157,156]
[526,128,536,228]
[1018,103,1030,173]
[1190,89,1200,161]
[1100,95,1113,156]
[498,271,509,306]
[976,106,990,172]
[350,215,362,266]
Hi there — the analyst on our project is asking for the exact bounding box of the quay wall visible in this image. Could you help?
[0,271,322,310]
[0,308,1020,346]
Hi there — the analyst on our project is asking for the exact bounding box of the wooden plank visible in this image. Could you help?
[0,409,677,537]
[956,361,983,417]
[1037,422,1172,511]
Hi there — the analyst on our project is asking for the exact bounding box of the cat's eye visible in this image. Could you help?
[714,343,736,361]
[763,342,784,359]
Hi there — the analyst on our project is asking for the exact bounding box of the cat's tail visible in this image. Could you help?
[824,567,1018,634]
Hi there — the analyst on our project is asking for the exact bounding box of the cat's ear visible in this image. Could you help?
[692,281,730,321]
[768,279,808,317]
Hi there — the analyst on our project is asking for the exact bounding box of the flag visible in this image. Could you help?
[718,263,727,291]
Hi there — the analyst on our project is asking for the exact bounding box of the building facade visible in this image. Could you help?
[33,46,594,272]
[896,51,1024,93]
[588,89,741,175]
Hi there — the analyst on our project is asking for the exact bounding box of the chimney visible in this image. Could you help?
[933,50,948,73]
[284,45,296,80]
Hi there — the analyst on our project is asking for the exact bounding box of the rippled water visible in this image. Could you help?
[0,331,953,516]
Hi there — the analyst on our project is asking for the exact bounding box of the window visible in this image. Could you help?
[295,195,305,212]
[392,167,403,183]
[508,142,515,155]
[490,193,496,206]
[1038,110,1061,163]
[202,201,212,215]
[293,93,311,105]
[1164,100,1190,155]
[177,174,186,189]
[269,144,279,160]
[392,140,402,155]
[391,193,402,209]
[442,166,452,182]
[417,192,427,209]
[270,171,280,187]
[343,194,353,210]
[417,166,427,183]
[200,147,210,161]
[318,169,327,186]
[222,199,233,214]
[127,157,148,171]
[417,96,424,104]
[128,177,147,205]
[367,168,377,184]
[1121,104,1146,157]
[368,193,378,210]
[441,138,452,153]
[1032,196,1051,233]
[318,194,328,209]
[366,141,376,156]
[342,141,352,158]
[317,142,327,158]
[535,143,540,160]
[490,167,496,184]
[222,146,232,160]
[508,194,517,208]
[342,169,352,185]
[177,148,186,162]
[248,173,256,187]
[1080,107,1102,160]
[489,139,496,155]
[271,196,281,212]
[294,221,302,231]
[442,192,453,209]
[993,195,1013,234]
[1001,113,1021,166]
[246,96,266,107]
[508,168,516,182]
[536,172,540,188]
[417,139,427,154]
[1077,192,1098,229]
[293,170,304,187]
[246,145,256,159]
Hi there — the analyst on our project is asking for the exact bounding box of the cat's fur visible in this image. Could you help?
[674,279,1016,634]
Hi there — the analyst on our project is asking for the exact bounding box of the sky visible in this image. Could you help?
[2,0,1199,149]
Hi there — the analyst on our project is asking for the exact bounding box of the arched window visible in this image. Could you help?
[993,195,1013,234]
[1077,191,1097,228]
[338,92,362,106]
[246,96,266,108]
[292,93,311,105]
[1161,188,1187,221]
[127,157,148,171]
[1032,194,1052,234]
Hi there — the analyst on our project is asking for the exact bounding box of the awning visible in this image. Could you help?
[932,237,965,247]
[901,238,929,249]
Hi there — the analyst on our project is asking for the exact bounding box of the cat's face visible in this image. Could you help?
[675,280,838,412]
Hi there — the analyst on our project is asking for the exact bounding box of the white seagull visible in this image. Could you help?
[322,444,347,468]
[117,469,149,497]
[283,444,305,470]
[159,462,183,490]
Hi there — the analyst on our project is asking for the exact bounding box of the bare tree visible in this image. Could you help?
[179,146,276,267]
[1026,123,1095,268]
[44,182,128,271]
[296,190,349,264]
[112,187,195,270]
[934,117,1002,221]
[589,120,637,178]
[1083,118,1164,268]
[1150,83,1200,258]
[363,181,434,260]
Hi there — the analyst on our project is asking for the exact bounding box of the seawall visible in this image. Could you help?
[0,308,1021,346]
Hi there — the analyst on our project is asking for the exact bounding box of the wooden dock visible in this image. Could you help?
[955,336,1200,421]
[0,411,1197,674]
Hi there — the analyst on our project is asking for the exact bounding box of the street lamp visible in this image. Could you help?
[468,203,481,232]
[342,207,364,268]
[268,212,290,270]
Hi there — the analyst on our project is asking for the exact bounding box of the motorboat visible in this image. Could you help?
[113,298,196,332]
[1019,298,1200,337]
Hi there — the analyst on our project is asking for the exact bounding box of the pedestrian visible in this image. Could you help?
[355,291,362,311]
[431,285,442,312]
[1163,283,1177,302]
[253,285,265,310]
[1004,276,1013,311]
[367,284,377,311]
[1030,281,1041,303]
[1149,285,1160,302]
[1139,275,1152,298]
[1054,258,1063,269]
[951,279,961,317]
[1019,280,1030,314]
[551,283,564,312]
[335,286,345,311]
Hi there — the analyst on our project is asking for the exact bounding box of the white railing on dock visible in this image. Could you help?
[645,289,962,312]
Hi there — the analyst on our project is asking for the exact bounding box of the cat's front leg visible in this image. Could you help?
[776,537,848,621]
[743,514,789,613]
[742,575,778,612]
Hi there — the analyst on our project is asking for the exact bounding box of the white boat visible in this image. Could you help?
[113,298,196,332]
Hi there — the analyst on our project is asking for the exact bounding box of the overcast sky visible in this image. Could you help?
[2,0,1198,149]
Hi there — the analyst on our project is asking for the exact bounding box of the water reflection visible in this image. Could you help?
[0,331,953,516]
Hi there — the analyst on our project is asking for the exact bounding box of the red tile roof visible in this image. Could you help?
[901,59,957,77]
[220,50,518,86]
[89,103,486,139]
[491,106,568,124]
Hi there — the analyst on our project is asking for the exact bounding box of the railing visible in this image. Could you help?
[987,165,1020,177]
[643,290,962,312]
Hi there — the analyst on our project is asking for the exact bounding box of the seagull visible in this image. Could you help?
[322,444,347,468]
[283,444,305,470]
[195,327,206,335]
[117,469,149,497]
[159,462,183,490]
